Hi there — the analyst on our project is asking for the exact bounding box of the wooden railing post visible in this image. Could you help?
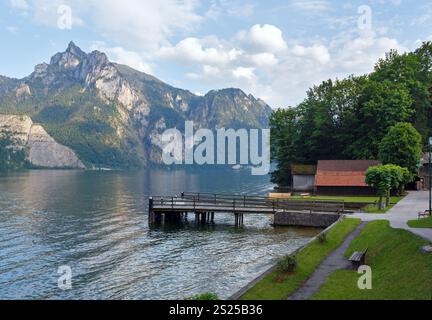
[149,197,153,211]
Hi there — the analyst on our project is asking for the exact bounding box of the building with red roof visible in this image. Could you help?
[315,160,380,195]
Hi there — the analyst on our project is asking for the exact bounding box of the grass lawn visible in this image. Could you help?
[363,204,395,214]
[240,218,361,300]
[408,216,432,229]
[312,221,432,300]
[290,195,403,204]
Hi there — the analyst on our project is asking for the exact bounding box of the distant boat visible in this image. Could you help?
[232,165,242,171]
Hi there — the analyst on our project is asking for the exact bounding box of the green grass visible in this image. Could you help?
[240,218,362,300]
[290,195,403,204]
[408,216,432,229]
[364,204,395,214]
[312,221,432,300]
[185,293,219,300]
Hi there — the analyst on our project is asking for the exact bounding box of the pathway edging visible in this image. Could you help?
[287,222,368,300]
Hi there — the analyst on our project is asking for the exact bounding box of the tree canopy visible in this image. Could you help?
[365,164,410,209]
[271,42,432,186]
[378,122,422,176]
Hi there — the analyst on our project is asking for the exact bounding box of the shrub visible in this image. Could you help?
[276,255,297,274]
[317,232,327,244]
[185,293,219,300]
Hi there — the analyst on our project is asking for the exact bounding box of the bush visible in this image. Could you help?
[185,293,219,300]
[317,232,327,244]
[276,255,297,274]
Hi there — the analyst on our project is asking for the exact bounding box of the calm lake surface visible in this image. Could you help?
[0,168,320,300]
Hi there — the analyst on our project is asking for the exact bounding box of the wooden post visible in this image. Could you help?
[148,197,154,224]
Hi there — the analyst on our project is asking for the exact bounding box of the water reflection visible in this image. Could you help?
[0,168,320,299]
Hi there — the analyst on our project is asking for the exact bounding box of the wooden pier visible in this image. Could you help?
[148,192,345,227]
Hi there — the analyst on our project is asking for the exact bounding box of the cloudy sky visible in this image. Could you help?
[1,0,431,107]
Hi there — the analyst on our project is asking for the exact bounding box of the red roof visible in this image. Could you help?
[316,160,379,187]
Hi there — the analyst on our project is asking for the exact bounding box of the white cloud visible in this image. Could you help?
[158,37,242,66]
[332,30,404,74]
[8,1,408,109]
[11,0,202,52]
[292,44,330,64]
[232,67,256,81]
[247,53,279,67]
[90,42,153,74]
[206,0,256,19]
[10,0,29,10]
[238,24,288,53]
[289,0,331,13]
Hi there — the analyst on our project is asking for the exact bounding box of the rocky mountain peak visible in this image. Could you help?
[66,41,85,57]
[0,41,273,169]
[50,41,87,70]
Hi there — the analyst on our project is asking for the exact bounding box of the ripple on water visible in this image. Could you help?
[0,169,320,299]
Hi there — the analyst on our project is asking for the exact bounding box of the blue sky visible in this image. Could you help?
[1,0,431,107]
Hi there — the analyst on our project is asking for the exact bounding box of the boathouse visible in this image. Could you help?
[315,160,379,195]
[291,164,316,192]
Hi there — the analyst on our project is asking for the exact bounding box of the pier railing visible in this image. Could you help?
[150,192,345,214]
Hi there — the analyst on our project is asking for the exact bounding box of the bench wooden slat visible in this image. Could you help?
[349,248,368,269]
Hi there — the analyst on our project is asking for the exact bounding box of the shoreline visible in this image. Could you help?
[229,216,346,300]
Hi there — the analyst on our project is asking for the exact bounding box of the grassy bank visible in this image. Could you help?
[289,195,404,214]
[240,218,361,300]
[408,216,432,228]
[312,221,432,300]
[290,195,403,204]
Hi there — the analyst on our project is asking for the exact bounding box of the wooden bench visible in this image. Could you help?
[349,248,368,269]
[418,210,431,219]
[269,193,292,199]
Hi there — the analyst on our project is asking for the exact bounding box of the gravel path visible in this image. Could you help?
[351,191,432,242]
[287,222,368,300]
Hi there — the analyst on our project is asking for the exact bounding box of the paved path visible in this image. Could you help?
[288,222,368,300]
[351,191,432,242]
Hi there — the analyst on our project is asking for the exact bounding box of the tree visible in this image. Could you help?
[269,42,432,189]
[378,122,422,177]
[270,108,301,187]
[349,80,414,159]
[366,164,410,209]
[366,165,392,209]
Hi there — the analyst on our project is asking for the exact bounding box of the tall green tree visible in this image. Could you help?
[378,122,422,177]
[270,108,301,187]
[270,42,432,188]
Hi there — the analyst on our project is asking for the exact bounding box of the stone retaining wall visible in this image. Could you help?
[274,211,341,228]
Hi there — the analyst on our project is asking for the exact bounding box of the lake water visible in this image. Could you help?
[0,168,320,300]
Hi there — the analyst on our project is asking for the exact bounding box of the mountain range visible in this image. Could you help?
[0,42,272,169]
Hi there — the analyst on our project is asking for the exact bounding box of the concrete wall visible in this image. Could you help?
[274,211,340,228]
